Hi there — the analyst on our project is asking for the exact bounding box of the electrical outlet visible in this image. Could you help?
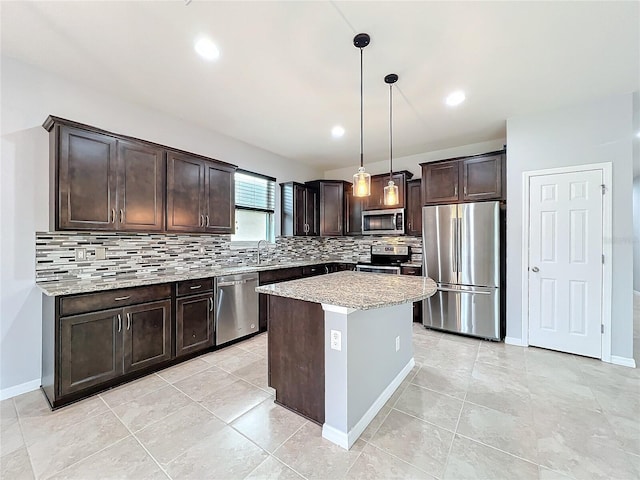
[95,247,107,260]
[75,248,86,261]
[395,336,400,352]
[330,330,342,351]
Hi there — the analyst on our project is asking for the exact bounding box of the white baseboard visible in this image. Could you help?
[610,356,637,368]
[505,336,526,346]
[322,357,416,450]
[0,379,40,400]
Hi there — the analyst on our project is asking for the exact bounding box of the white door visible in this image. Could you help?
[528,169,603,358]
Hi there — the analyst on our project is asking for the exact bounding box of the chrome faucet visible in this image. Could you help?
[257,240,269,265]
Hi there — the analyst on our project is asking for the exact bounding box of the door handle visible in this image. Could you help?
[531,266,540,272]
[205,215,210,227]
[199,214,205,227]
[119,209,124,224]
[209,297,213,312]
[126,312,131,330]
[111,208,116,224]
[114,296,131,301]
[189,285,202,290]
[117,314,122,332]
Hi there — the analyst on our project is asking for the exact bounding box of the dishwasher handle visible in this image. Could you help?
[217,279,254,287]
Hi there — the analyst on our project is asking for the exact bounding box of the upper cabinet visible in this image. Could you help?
[44,116,236,234]
[420,151,505,205]
[405,178,422,236]
[166,151,235,234]
[280,182,318,236]
[363,171,413,210]
[305,180,353,237]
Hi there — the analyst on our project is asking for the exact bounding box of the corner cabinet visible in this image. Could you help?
[280,182,318,236]
[43,284,172,407]
[47,120,166,232]
[420,151,505,205]
[166,151,235,234]
[363,171,413,211]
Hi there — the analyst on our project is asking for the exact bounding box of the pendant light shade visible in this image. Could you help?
[383,73,399,206]
[352,33,371,197]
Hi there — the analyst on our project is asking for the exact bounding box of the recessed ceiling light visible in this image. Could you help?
[445,90,466,107]
[331,126,345,138]
[194,37,219,61]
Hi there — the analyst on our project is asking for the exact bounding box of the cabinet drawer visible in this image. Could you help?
[302,264,326,276]
[60,284,171,317]
[259,267,303,284]
[176,278,213,296]
[401,266,422,276]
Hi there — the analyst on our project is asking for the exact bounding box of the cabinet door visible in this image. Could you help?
[293,184,307,236]
[167,152,205,232]
[176,293,213,357]
[422,161,460,204]
[461,154,503,201]
[59,308,123,396]
[123,300,171,373]
[345,189,362,235]
[406,179,422,236]
[364,176,385,210]
[58,126,117,230]
[204,162,235,234]
[305,188,319,236]
[117,140,165,231]
[319,182,343,236]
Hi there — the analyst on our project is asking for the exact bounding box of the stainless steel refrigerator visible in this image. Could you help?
[422,201,500,340]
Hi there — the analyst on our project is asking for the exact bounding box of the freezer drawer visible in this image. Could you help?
[422,285,500,340]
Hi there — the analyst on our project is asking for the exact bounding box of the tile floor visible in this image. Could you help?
[2,296,639,480]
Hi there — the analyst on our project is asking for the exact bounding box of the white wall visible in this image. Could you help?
[323,139,506,181]
[0,56,322,396]
[506,92,635,359]
[634,176,640,293]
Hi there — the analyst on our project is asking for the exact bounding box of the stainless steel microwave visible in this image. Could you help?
[361,208,405,235]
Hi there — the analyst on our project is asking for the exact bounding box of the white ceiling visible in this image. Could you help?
[2,1,638,170]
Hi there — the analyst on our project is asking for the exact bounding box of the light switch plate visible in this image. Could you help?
[75,248,86,261]
[330,330,342,351]
[95,247,107,260]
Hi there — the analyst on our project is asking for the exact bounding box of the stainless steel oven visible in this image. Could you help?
[362,208,405,235]
[355,244,410,274]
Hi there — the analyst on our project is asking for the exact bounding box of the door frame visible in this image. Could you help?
[521,162,612,362]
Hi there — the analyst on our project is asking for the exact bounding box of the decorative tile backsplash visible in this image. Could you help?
[35,232,422,282]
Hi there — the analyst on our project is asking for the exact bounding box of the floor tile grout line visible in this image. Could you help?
[11,397,38,480]
[453,431,540,467]
[351,440,438,479]
[440,368,469,479]
[270,420,309,458]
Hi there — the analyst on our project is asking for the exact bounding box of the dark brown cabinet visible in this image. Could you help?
[175,279,214,357]
[401,265,423,323]
[48,120,165,232]
[345,192,363,235]
[305,180,353,237]
[363,171,413,210]
[167,151,235,234]
[421,151,505,205]
[280,182,318,236]
[43,284,172,408]
[406,179,422,236]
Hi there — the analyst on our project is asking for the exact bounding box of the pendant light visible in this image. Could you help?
[352,33,371,197]
[383,73,399,206]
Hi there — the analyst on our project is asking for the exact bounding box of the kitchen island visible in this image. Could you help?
[256,271,437,449]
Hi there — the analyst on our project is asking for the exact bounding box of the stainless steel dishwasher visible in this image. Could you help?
[214,272,259,345]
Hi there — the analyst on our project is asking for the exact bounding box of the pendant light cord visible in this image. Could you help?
[389,83,393,181]
[360,47,364,168]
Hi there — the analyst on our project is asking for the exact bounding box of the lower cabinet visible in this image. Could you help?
[175,292,213,357]
[401,265,423,323]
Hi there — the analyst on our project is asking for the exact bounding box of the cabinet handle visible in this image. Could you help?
[464,186,467,196]
[199,214,204,227]
[324,266,329,274]
[454,185,458,197]
[111,208,116,224]
[126,312,131,330]
[119,209,124,224]
[408,222,411,229]
[209,297,214,312]
[114,296,131,301]
[205,215,210,227]
[117,314,122,332]
[190,285,202,290]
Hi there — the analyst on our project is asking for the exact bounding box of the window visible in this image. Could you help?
[230,170,276,244]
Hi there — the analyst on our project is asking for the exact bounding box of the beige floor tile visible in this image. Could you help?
[231,358,270,391]
[456,402,538,463]
[156,358,210,384]
[100,374,169,408]
[1,446,34,480]
[359,405,391,442]
[412,332,441,350]
[215,350,263,373]
[135,402,226,465]
[1,398,17,425]
[1,417,25,457]
[590,383,640,420]
[172,365,238,401]
[27,410,129,479]
[476,342,527,371]
[386,365,421,407]
[604,410,640,456]
[393,383,463,431]
[273,422,364,480]
[537,466,575,479]
[525,348,585,384]
[112,385,193,432]
[369,409,453,477]
[231,397,306,453]
[245,455,304,480]
[165,425,268,479]
[345,442,436,480]
[200,345,248,364]
[200,378,270,423]
[443,435,538,480]
[17,393,108,447]
[410,364,471,400]
[466,362,532,419]
[47,436,166,480]
[627,452,640,479]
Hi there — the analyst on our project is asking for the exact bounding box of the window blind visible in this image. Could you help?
[235,170,276,213]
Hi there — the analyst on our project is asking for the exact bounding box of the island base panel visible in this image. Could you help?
[268,296,325,424]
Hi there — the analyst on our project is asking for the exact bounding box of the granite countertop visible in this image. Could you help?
[255,271,437,310]
[36,259,354,297]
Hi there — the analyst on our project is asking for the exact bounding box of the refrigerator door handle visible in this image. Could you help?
[458,217,463,278]
[452,218,458,273]
[437,287,492,295]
